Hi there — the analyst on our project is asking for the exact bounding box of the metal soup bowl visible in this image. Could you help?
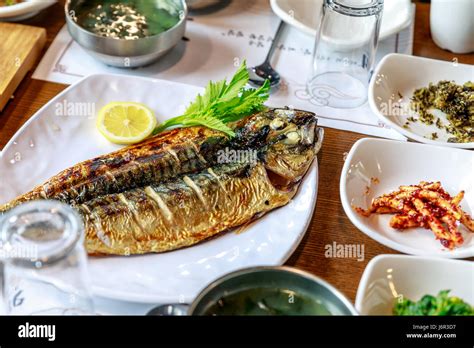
[64,0,187,68]
[148,266,358,316]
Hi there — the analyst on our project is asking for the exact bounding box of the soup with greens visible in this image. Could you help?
[203,288,332,316]
[73,0,182,40]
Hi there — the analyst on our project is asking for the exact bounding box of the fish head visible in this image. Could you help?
[234,108,322,191]
[262,109,322,189]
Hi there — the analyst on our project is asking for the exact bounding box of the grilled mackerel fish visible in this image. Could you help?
[1,108,322,255]
[0,109,294,211]
[0,127,225,211]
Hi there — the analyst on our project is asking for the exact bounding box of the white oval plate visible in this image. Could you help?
[340,138,474,258]
[270,0,412,41]
[356,254,474,315]
[369,54,474,149]
[0,0,56,21]
[0,74,318,303]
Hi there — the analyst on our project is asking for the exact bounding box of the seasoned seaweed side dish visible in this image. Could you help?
[408,81,474,142]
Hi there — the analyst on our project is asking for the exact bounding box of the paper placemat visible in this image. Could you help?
[33,1,415,140]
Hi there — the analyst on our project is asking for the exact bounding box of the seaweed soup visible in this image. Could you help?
[204,288,332,316]
[73,0,182,40]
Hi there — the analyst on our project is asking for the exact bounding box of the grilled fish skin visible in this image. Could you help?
[1,108,321,255]
[80,161,296,255]
[0,127,222,211]
[78,108,321,255]
[1,108,317,212]
[0,121,263,211]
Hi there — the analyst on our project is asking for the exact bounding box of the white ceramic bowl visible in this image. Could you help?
[369,53,474,149]
[0,0,56,21]
[270,0,412,41]
[356,254,474,315]
[340,138,474,258]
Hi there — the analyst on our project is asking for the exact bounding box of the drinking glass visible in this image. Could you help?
[0,200,94,315]
[307,0,384,108]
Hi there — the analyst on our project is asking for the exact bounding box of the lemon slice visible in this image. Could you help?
[96,102,157,144]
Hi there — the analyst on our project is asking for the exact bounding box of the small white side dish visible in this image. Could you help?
[270,0,412,41]
[369,53,474,148]
[356,254,474,315]
[340,138,474,258]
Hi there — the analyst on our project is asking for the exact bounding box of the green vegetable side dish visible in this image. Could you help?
[73,0,182,40]
[154,61,271,137]
[394,290,474,316]
[407,80,474,143]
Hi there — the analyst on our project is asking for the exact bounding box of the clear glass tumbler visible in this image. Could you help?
[307,0,384,108]
[0,200,94,315]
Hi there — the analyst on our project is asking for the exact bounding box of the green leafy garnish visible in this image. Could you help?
[154,61,270,137]
[394,290,474,316]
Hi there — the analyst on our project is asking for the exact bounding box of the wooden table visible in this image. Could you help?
[0,1,473,304]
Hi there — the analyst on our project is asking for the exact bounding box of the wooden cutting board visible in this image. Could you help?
[0,22,46,111]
